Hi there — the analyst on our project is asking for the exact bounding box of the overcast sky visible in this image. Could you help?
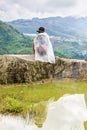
[0,0,87,21]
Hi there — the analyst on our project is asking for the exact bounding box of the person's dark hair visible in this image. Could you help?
[37,27,45,33]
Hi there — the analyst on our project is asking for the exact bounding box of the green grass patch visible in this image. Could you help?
[0,80,87,116]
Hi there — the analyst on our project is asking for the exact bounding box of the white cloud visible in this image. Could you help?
[0,0,87,21]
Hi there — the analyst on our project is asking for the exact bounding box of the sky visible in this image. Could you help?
[0,0,87,21]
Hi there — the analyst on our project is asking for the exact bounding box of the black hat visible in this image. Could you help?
[37,27,45,33]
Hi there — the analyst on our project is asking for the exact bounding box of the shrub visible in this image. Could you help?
[3,96,23,114]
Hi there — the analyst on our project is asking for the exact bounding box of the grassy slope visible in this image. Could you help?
[0,20,32,54]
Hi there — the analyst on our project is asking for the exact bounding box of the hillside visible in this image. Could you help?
[7,17,87,59]
[0,20,32,54]
[1,18,87,59]
[8,17,87,40]
[51,34,87,59]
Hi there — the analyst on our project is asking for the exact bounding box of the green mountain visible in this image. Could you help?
[51,37,85,59]
[0,20,32,54]
[8,17,87,40]
[7,17,87,59]
[0,18,87,60]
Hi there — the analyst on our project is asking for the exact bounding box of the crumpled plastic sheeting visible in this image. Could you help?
[42,94,87,130]
[34,32,55,63]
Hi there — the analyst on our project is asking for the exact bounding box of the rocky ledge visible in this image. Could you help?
[0,55,87,84]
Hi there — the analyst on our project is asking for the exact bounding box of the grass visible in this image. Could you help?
[0,80,87,116]
[0,80,87,127]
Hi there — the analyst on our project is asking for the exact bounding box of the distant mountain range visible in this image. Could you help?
[0,20,32,54]
[8,16,87,40]
[0,18,87,59]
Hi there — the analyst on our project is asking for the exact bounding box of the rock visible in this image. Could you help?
[0,55,87,84]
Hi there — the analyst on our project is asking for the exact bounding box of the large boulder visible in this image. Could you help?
[0,55,87,84]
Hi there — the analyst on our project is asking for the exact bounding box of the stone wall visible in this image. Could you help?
[0,55,87,84]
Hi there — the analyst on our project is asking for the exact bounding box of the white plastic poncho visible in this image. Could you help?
[34,32,55,63]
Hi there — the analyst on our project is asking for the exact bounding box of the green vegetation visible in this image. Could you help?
[0,20,32,54]
[0,80,87,115]
[0,80,87,127]
[84,121,87,130]
[8,17,87,40]
[53,40,85,59]
[7,17,87,59]
[0,20,86,59]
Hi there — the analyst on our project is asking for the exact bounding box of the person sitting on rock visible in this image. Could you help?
[32,27,55,63]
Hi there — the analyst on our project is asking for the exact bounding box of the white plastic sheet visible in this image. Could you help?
[0,94,87,130]
[42,94,87,130]
[34,32,55,63]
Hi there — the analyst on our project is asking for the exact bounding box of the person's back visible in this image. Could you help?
[32,27,55,63]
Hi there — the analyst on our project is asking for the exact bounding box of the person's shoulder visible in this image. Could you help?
[44,33,49,38]
[38,33,49,39]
